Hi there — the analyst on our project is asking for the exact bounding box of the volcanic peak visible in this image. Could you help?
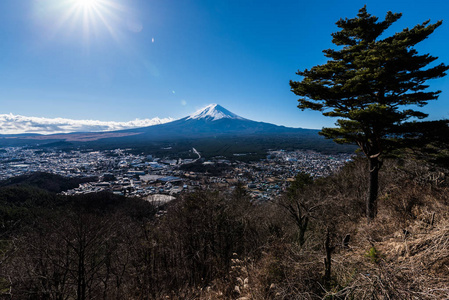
[186,104,245,121]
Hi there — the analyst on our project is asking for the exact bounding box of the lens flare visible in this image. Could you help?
[33,0,132,48]
[73,0,99,9]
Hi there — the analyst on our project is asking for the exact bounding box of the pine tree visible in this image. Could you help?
[290,6,448,222]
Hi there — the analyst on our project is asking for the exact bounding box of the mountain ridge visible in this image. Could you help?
[1,104,315,141]
[0,104,340,155]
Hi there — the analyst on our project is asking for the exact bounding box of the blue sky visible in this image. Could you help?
[1,0,449,132]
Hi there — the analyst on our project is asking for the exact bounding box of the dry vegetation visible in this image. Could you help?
[245,157,449,300]
[1,156,449,299]
[194,157,449,300]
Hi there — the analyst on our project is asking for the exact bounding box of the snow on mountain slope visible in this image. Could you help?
[186,104,246,121]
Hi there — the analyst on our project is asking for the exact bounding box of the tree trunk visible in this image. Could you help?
[323,228,333,284]
[297,216,308,247]
[367,157,381,222]
[77,246,86,300]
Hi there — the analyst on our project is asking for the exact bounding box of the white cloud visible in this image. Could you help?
[0,113,174,135]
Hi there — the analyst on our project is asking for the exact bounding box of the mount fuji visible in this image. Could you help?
[0,104,323,146]
[114,103,316,141]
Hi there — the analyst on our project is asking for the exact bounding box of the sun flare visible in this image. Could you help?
[61,0,121,41]
[72,0,100,9]
[33,0,129,46]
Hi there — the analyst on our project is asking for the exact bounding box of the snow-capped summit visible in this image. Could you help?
[187,104,245,121]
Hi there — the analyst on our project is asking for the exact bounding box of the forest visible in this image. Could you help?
[0,154,448,299]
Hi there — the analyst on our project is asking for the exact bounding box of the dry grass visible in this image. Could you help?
[241,158,449,300]
[322,191,449,300]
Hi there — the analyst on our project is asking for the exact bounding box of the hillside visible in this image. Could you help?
[0,172,97,193]
[0,156,448,299]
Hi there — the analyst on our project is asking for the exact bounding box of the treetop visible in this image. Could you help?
[290,6,448,157]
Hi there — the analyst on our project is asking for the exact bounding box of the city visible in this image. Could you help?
[0,146,352,202]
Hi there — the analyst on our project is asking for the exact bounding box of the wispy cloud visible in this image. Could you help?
[0,113,174,135]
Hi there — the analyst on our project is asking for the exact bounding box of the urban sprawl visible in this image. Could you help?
[0,147,352,203]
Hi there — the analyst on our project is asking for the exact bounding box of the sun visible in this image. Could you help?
[33,0,126,45]
[65,0,120,40]
[72,0,100,9]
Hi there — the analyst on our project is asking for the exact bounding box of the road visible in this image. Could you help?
[192,147,201,161]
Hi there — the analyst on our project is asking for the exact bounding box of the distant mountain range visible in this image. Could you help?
[0,104,354,154]
[0,104,316,142]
